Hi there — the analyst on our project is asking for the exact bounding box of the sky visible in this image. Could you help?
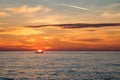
[0,0,120,51]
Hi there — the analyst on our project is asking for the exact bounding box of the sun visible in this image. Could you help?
[36,49,44,53]
[37,49,43,52]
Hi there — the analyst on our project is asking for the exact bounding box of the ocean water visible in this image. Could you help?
[0,51,120,80]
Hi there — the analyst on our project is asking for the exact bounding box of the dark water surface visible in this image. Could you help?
[0,51,120,80]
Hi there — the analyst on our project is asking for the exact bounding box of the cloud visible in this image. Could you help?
[0,34,34,51]
[0,22,6,25]
[108,3,120,10]
[86,30,96,32]
[6,5,51,14]
[100,3,120,18]
[0,5,52,27]
[0,2,120,27]
[0,28,16,32]
[60,37,103,44]
[25,23,120,29]
[0,11,9,17]
[101,12,120,17]
[79,38,102,42]
[0,27,44,36]
[27,14,63,24]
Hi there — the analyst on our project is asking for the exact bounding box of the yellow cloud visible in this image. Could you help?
[101,12,120,17]
[26,39,36,42]
[27,14,67,24]
[6,5,51,14]
[0,27,44,36]
[0,11,9,17]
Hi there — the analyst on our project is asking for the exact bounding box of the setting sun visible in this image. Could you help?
[36,49,43,53]
[37,49,43,52]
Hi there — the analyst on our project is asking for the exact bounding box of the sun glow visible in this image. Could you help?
[36,49,44,53]
[37,49,43,52]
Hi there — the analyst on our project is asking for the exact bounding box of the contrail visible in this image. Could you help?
[61,3,89,11]
[42,0,89,11]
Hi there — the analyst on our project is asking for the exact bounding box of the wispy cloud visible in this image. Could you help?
[6,5,51,14]
[0,5,52,27]
[107,3,120,10]
[101,12,120,17]
[101,3,120,18]
[0,27,43,36]
[79,38,103,42]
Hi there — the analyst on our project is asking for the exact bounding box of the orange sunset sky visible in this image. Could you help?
[0,0,120,51]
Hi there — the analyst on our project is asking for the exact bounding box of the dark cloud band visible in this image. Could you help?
[25,23,120,29]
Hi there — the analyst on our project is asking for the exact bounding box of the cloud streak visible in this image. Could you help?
[61,3,89,11]
[25,23,120,29]
[79,38,103,42]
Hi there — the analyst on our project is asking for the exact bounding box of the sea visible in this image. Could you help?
[0,51,120,80]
